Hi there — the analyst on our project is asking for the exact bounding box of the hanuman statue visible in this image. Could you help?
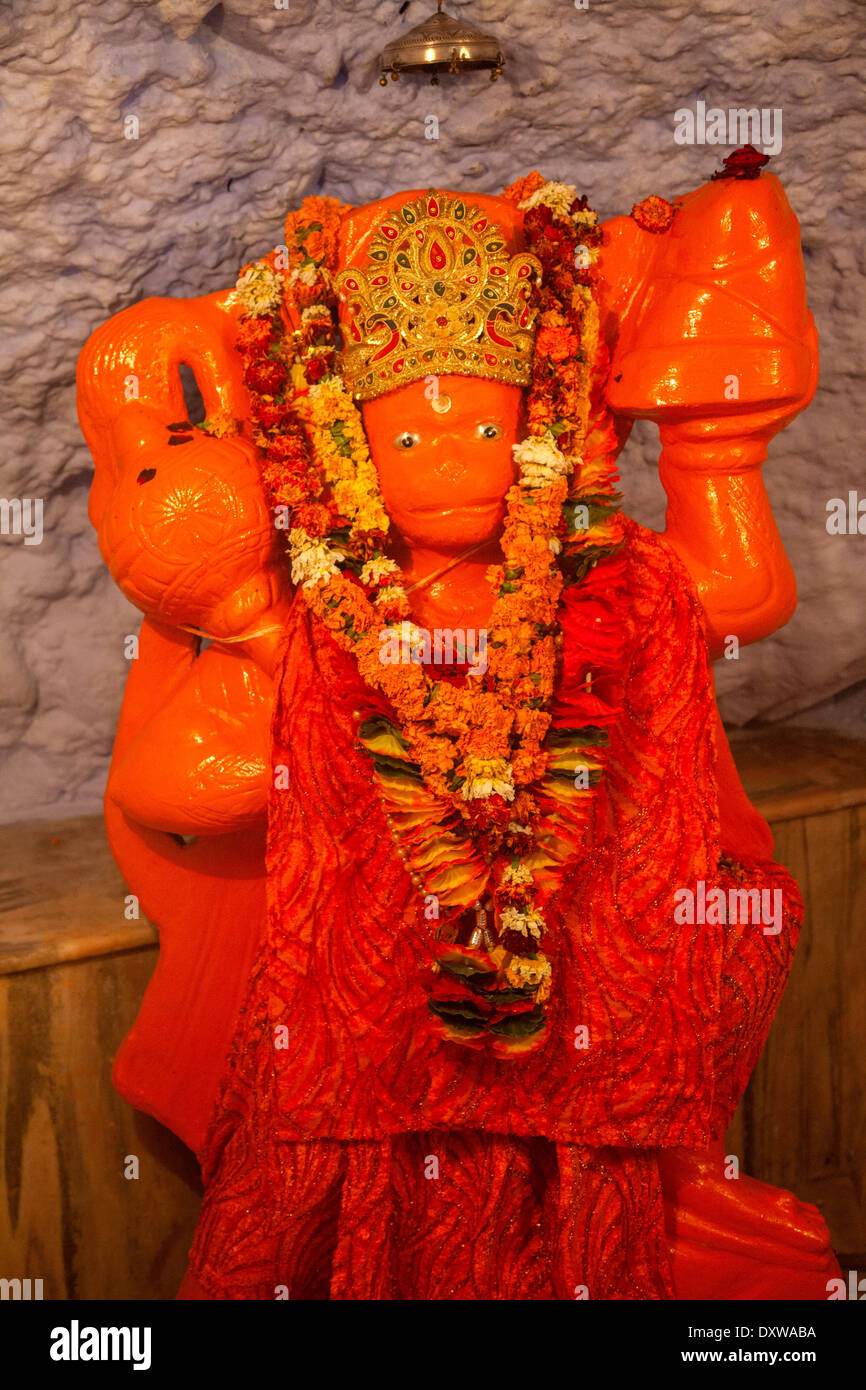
[77,152,839,1299]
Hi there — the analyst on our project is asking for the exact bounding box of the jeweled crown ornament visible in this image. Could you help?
[379,1,505,87]
[334,190,540,402]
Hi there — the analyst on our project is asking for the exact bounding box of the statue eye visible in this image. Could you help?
[477,423,503,441]
[393,431,420,450]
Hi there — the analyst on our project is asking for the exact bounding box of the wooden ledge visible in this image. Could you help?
[727,726,866,823]
[1,726,865,977]
[0,814,156,977]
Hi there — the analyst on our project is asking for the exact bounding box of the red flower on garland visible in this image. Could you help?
[542,224,568,248]
[304,356,330,384]
[244,357,287,395]
[631,195,676,234]
[237,317,274,353]
[292,501,336,534]
[536,325,580,364]
[264,433,305,465]
[256,399,292,431]
[712,144,770,181]
[526,203,552,229]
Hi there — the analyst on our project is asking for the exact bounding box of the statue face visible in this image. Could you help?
[361,375,523,551]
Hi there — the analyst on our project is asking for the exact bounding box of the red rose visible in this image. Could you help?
[712,144,770,181]
[525,205,552,231]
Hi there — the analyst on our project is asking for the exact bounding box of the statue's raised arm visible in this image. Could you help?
[597,155,817,654]
[77,288,287,833]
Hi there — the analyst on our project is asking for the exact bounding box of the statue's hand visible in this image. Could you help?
[107,625,273,834]
[598,171,817,649]
[604,171,817,425]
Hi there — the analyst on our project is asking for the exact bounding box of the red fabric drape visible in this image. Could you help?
[183,520,836,1300]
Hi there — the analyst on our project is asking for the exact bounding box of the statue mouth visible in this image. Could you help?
[412,499,503,517]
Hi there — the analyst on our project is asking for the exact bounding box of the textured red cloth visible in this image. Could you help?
[185,520,832,1299]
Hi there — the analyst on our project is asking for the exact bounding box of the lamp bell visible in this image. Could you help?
[380,2,505,87]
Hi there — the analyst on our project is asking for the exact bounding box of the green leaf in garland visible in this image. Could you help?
[488,1007,546,1038]
[358,715,410,749]
[563,499,618,532]
[545,726,609,750]
[439,958,492,981]
[427,1004,487,1034]
[368,751,424,783]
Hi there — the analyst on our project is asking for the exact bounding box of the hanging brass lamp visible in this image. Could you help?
[379,2,505,87]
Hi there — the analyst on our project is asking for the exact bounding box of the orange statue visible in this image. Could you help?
[77,156,837,1300]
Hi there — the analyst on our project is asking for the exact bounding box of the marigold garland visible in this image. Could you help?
[232,175,626,1055]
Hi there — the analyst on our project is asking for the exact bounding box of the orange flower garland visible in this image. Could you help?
[233,176,625,1055]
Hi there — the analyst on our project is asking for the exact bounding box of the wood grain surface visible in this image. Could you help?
[0,816,156,976]
[724,795,866,1265]
[727,727,866,823]
[0,948,201,1299]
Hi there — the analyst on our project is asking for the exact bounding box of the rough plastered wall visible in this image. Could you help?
[0,0,863,822]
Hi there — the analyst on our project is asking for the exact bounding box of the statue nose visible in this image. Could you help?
[432,453,467,483]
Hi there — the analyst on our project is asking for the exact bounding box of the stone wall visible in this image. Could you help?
[1,0,863,821]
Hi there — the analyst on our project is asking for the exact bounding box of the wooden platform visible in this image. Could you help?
[726,728,866,1269]
[0,726,864,1295]
[0,817,157,976]
[0,817,199,1301]
[727,726,866,823]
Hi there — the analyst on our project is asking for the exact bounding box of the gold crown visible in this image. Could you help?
[334,191,540,402]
